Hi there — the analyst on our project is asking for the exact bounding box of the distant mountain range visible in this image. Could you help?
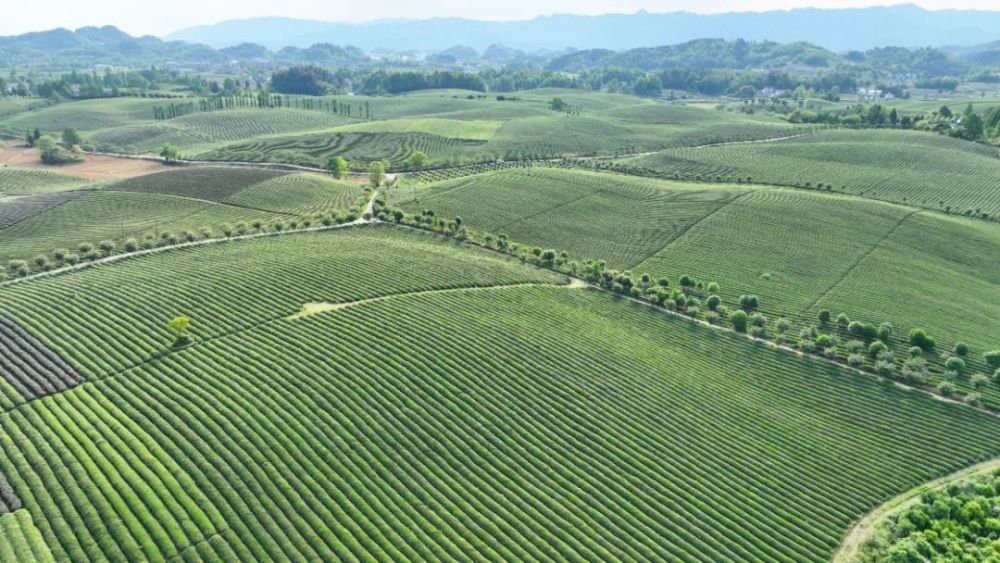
[165,5,1000,52]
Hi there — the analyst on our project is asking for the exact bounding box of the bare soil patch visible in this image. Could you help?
[0,145,165,180]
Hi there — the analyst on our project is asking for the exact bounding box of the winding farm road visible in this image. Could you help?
[831,456,1000,562]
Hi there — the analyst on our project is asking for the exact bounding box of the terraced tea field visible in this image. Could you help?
[90,109,354,154]
[0,85,998,562]
[624,129,1000,218]
[394,168,1000,391]
[0,167,90,196]
[0,190,281,262]
[0,225,997,562]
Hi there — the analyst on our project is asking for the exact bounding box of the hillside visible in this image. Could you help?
[390,167,1000,402]
[0,225,997,561]
[165,6,1000,51]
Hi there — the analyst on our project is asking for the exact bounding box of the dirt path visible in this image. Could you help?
[831,457,1000,562]
[288,280,580,319]
[691,133,807,149]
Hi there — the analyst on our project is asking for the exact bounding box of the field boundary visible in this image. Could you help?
[831,456,1000,563]
[802,210,919,313]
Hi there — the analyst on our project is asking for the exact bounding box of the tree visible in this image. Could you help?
[408,151,428,169]
[730,310,748,333]
[908,328,935,351]
[939,105,952,118]
[550,97,569,112]
[61,127,82,146]
[738,294,759,312]
[160,144,180,164]
[706,295,721,311]
[953,342,969,357]
[985,350,1000,370]
[945,356,965,373]
[368,160,386,188]
[326,156,349,179]
[818,309,832,325]
[167,316,191,346]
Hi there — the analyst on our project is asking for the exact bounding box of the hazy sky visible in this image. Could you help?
[4,0,1000,36]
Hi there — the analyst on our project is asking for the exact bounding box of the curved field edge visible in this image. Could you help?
[831,456,1000,562]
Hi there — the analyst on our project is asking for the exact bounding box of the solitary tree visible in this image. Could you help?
[326,156,349,179]
[160,144,181,164]
[167,316,191,347]
[408,151,428,169]
[61,127,82,147]
[368,160,386,188]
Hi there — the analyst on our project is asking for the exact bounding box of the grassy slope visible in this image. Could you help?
[392,168,1000,391]
[625,129,1000,217]
[0,226,997,562]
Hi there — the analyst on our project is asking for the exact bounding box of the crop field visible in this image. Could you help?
[394,168,1000,384]
[104,167,289,202]
[0,226,996,561]
[0,98,166,134]
[0,191,86,230]
[0,84,998,562]
[0,167,91,196]
[198,131,486,168]
[224,173,365,216]
[392,168,747,266]
[0,190,281,262]
[0,510,52,562]
[89,109,354,154]
[624,129,1000,217]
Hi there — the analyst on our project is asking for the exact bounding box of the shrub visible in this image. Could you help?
[901,358,928,384]
[908,346,923,358]
[848,321,877,341]
[78,242,94,254]
[679,275,694,288]
[730,310,748,332]
[63,253,79,265]
[818,309,831,325]
[749,313,767,327]
[33,255,49,271]
[945,356,966,373]
[908,328,935,351]
[970,373,989,390]
[53,248,68,262]
[836,313,850,328]
[985,350,1000,370]
[815,334,833,348]
[749,326,766,338]
[877,322,893,342]
[875,360,895,376]
[775,318,790,334]
[937,381,956,396]
[124,238,138,252]
[707,282,719,294]
[98,240,115,255]
[706,295,721,311]
[868,341,887,357]
[738,295,759,312]
[964,392,982,407]
[847,354,865,367]
[953,342,969,357]
[167,315,191,347]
